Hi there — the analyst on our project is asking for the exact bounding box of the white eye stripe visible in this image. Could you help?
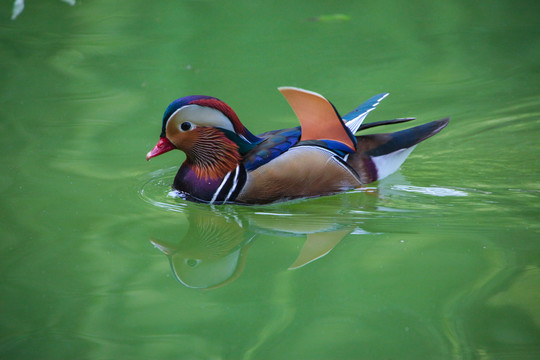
[168,104,235,132]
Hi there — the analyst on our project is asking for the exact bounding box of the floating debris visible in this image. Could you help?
[12,0,75,20]
[11,0,23,20]
[308,14,351,23]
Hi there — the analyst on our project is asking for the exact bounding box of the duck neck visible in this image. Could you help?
[184,128,241,181]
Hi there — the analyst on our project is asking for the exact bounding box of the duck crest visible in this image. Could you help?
[188,98,260,143]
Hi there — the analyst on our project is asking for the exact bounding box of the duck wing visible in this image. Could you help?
[278,87,357,152]
[342,93,389,133]
[243,127,301,171]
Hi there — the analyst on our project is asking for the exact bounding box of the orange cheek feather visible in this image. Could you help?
[168,129,198,153]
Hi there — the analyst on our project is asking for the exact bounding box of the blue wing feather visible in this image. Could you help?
[342,93,389,121]
[244,127,301,171]
[342,93,389,134]
[318,140,356,156]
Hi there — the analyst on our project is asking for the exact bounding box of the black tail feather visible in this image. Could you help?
[357,117,416,131]
[358,118,450,157]
[348,118,450,183]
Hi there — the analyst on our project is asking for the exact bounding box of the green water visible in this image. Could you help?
[1,0,539,359]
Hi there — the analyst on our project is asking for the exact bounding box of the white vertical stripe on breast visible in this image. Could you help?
[224,165,240,203]
[210,170,232,204]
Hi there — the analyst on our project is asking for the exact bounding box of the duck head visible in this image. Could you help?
[146,96,260,180]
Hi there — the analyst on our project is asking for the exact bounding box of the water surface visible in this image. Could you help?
[1,1,539,359]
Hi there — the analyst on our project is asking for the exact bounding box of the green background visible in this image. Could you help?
[1,0,539,359]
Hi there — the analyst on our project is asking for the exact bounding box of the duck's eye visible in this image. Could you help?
[186,258,200,268]
[180,122,193,131]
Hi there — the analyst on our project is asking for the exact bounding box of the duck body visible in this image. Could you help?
[147,87,449,205]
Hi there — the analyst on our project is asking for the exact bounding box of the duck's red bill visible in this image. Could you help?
[146,137,176,161]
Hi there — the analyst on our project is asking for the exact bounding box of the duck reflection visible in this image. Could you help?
[151,212,255,289]
[150,191,380,289]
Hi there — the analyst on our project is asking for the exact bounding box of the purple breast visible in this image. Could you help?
[173,165,223,202]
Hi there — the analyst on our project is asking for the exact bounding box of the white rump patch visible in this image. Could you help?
[372,146,416,180]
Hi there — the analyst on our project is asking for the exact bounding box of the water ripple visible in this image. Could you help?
[392,185,468,197]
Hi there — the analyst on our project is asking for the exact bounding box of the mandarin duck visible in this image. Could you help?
[147,87,449,204]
